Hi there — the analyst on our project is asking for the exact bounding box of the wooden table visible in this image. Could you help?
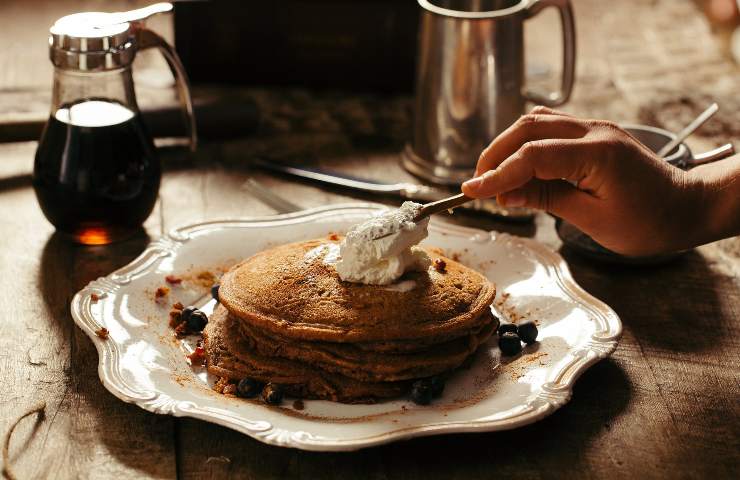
[1,0,739,478]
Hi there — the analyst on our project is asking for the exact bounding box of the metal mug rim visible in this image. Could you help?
[417,0,533,19]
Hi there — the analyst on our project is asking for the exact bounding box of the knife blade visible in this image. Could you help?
[252,159,534,221]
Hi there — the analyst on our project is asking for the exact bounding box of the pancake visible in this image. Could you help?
[204,305,409,403]
[234,309,498,382]
[218,239,496,343]
[208,237,498,403]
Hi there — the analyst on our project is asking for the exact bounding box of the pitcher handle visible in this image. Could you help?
[137,28,198,152]
[523,0,576,107]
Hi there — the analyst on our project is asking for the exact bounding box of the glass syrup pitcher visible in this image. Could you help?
[33,2,196,245]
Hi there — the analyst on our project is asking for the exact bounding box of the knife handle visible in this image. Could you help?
[415,193,471,220]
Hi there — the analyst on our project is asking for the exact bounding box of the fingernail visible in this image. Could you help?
[464,170,496,190]
[463,176,483,189]
[500,191,526,207]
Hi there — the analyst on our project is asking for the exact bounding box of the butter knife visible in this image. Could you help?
[252,159,533,221]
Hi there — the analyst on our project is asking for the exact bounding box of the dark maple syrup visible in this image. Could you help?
[33,99,160,244]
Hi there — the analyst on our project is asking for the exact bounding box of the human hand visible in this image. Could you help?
[461,106,711,256]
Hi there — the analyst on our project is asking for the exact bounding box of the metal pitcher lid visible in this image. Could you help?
[48,3,173,71]
[50,13,135,71]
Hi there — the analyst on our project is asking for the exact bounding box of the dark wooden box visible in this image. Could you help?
[174,0,420,93]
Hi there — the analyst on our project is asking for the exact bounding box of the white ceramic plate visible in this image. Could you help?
[71,204,621,451]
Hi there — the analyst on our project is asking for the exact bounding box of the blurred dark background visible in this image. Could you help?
[0,0,738,144]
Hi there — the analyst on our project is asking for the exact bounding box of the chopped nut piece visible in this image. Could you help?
[168,303,185,328]
[165,275,182,285]
[95,327,109,339]
[174,322,189,338]
[155,286,170,300]
[90,293,100,303]
[168,311,182,329]
[187,346,206,366]
[433,258,447,273]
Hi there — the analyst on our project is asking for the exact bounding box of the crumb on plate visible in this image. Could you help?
[165,275,182,285]
[155,286,170,300]
[433,258,447,273]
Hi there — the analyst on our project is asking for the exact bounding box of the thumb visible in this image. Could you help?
[497,179,599,225]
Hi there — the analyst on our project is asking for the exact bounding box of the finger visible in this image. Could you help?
[475,114,588,176]
[528,105,574,117]
[463,138,591,198]
[496,179,599,228]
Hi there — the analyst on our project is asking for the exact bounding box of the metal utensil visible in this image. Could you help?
[414,193,471,221]
[252,159,534,221]
[621,123,735,169]
[656,103,718,157]
[680,143,735,168]
[241,178,301,214]
[372,193,471,240]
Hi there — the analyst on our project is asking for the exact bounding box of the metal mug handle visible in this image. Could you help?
[136,27,198,152]
[523,0,576,107]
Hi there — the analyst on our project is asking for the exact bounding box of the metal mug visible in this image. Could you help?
[403,0,576,185]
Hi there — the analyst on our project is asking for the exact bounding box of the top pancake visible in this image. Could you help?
[218,238,496,343]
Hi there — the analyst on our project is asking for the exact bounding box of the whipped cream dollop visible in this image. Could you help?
[335,201,431,285]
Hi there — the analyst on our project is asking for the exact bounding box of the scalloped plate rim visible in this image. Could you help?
[70,203,622,451]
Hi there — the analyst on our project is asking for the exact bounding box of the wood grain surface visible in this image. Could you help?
[1,0,738,479]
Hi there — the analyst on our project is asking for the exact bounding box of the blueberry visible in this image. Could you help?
[518,321,538,344]
[186,310,208,332]
[236,378,262,398]
[498,323,518,335]
[262,383,284,405]
[211,284,220,302]
[498,332,522,356]
[429,376,445,398]
[411,379,433,405]
[180,306,197,323]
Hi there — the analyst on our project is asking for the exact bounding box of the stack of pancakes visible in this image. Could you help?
[204,238,497,403]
